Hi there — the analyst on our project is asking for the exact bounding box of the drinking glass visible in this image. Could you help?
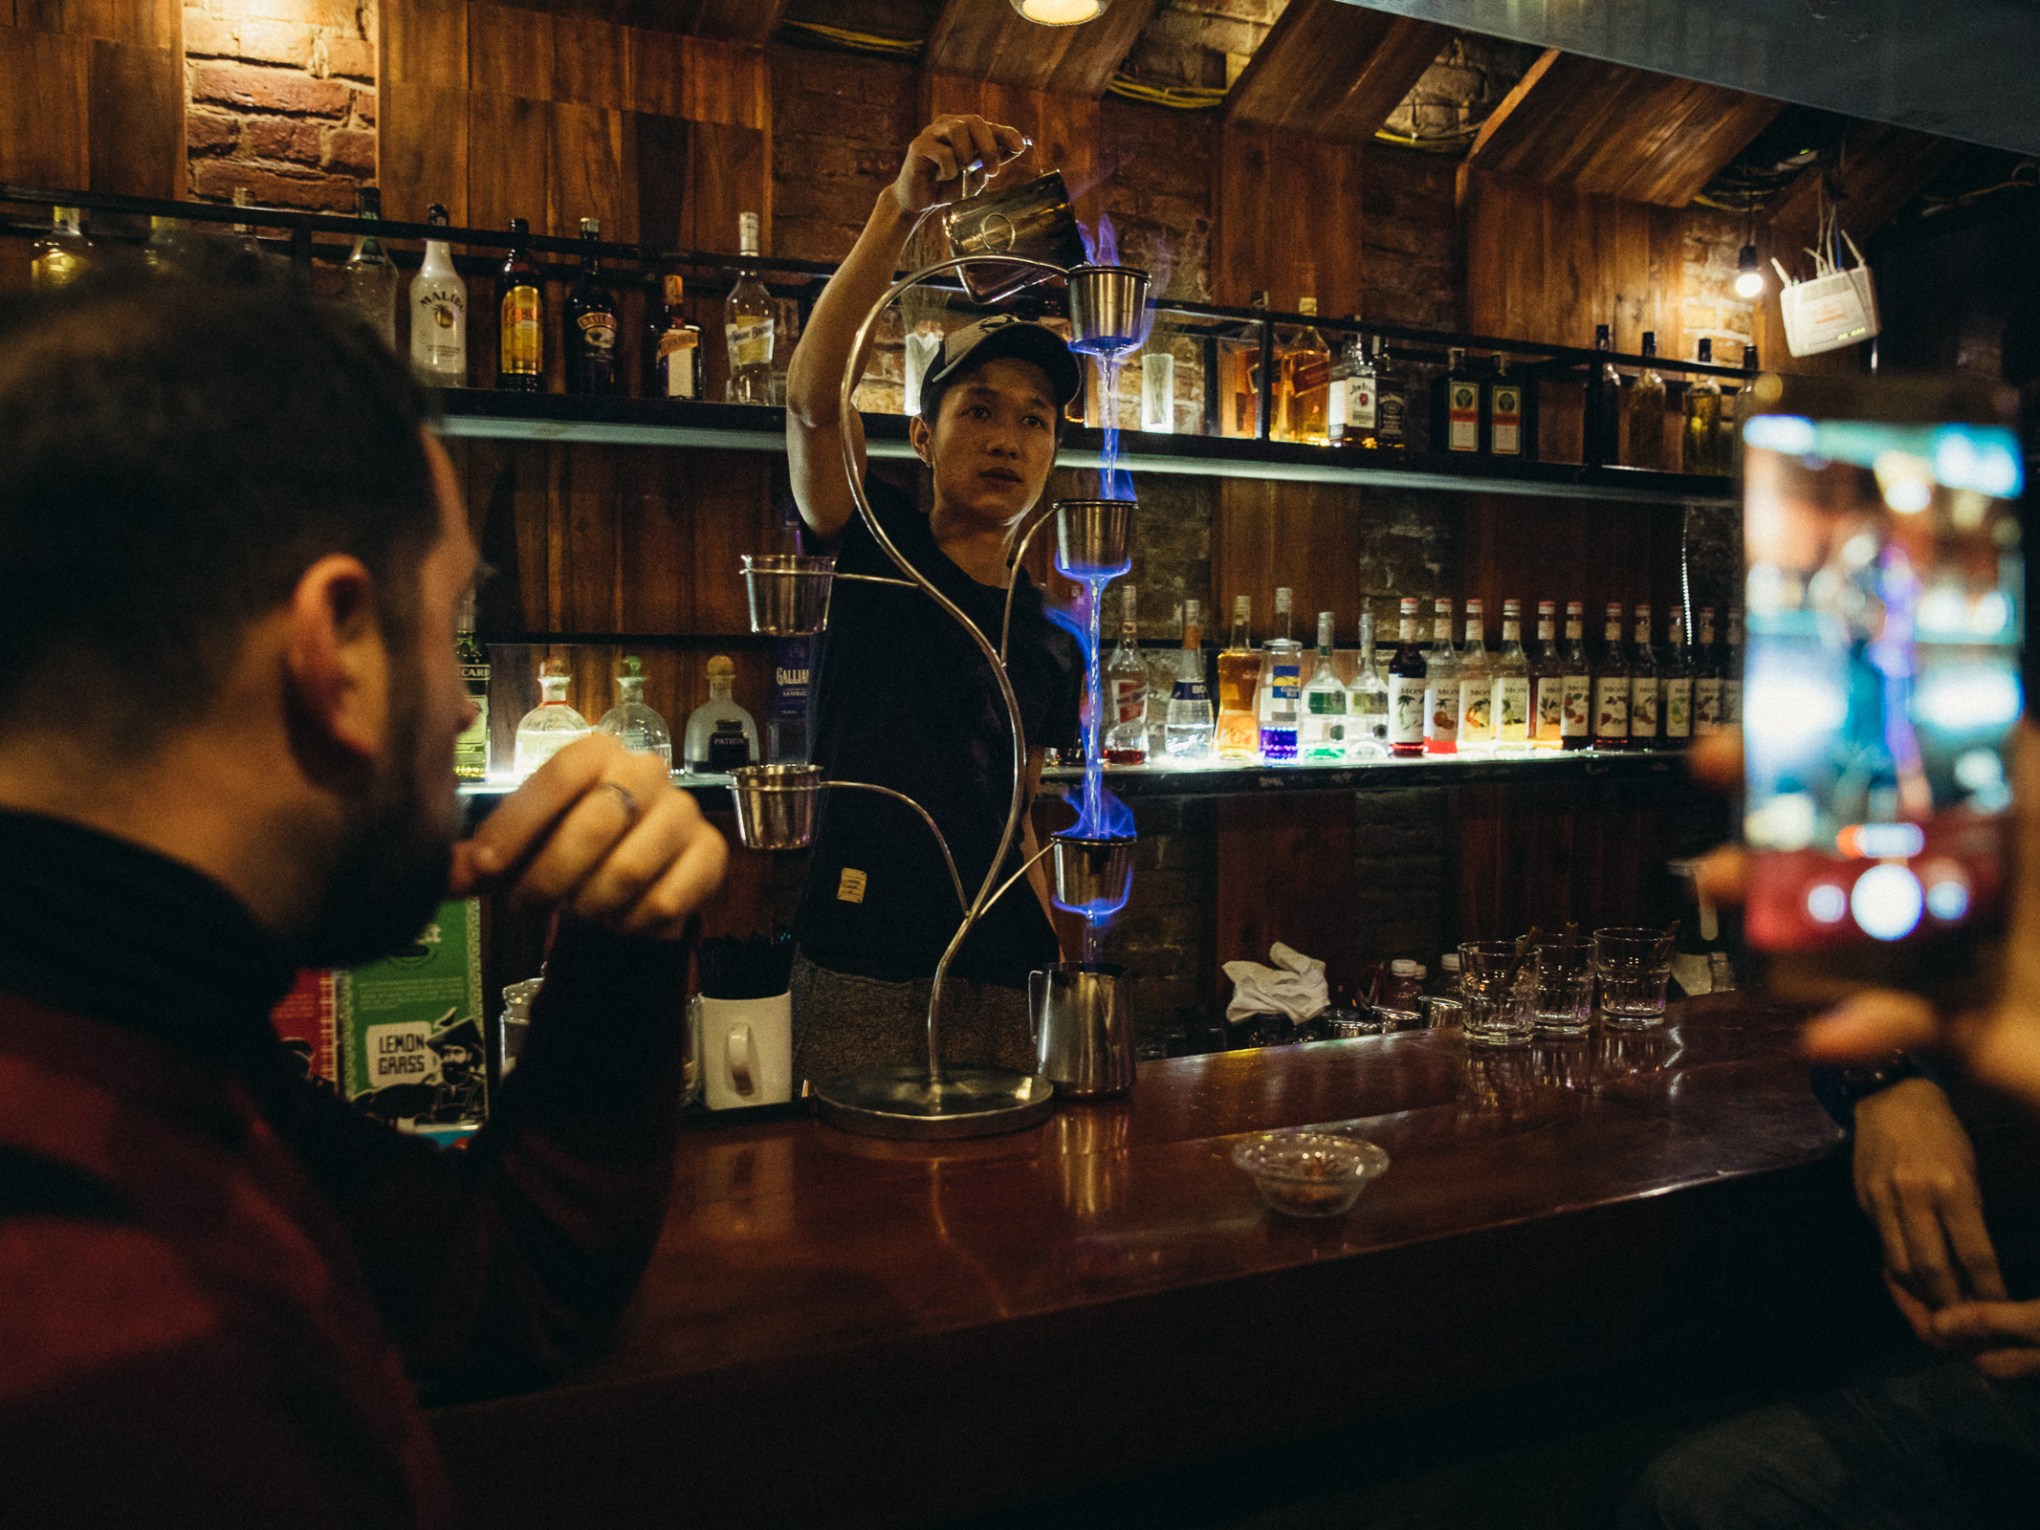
[1141,351,1175,433]
[1526,938,1595,1037]
[1593,927,1675,1027]
[1457,940,1535,1048]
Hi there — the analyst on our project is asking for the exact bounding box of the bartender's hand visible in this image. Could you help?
[892,115,1030,216]
[450,735,727,939]
[1852,1077,2006,1332]
[1927,1297,2040,1381]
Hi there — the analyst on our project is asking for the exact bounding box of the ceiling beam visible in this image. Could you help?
[923,0,1160,99]
[1226,0,1452,146]
[1764,120,1966,250]
[1465,48,1784,207]
[601,2,789,43]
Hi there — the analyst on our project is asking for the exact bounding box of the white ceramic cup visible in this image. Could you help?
[694,993,793,1110]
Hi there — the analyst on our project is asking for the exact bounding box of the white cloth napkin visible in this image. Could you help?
[1223,942,1329,1024]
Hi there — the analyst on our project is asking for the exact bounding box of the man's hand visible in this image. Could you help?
[449,735,727,940]
[1928,1299,2040,1380]
[892,115,1030,217]
[1853,1078,2007,1326]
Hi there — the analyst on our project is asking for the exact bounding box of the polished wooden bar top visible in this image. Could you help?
[438,994,1847,1526]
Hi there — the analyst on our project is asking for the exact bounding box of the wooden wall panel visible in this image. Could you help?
[1214,125,1365,315]
[1227,2,1449,147]
[0,26,89,187]
[1455,494,1685,632]
[1213,479,1364,639]
[920,74,1102,227]
[2,0,180,199]
[1215,793,1358,990]
[87,37,182,197]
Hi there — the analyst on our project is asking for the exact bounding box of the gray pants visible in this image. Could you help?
[790,951,1035,1084]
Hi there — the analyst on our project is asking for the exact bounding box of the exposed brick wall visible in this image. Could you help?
[1124,0,1291,89]
[1681,205,1761,366]
[184,0,379,212]
[1382,32,1541,142]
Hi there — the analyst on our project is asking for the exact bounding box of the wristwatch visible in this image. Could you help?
[1836,1051,1925,1108]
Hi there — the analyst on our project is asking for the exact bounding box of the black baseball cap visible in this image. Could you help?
[918,315,1083,416]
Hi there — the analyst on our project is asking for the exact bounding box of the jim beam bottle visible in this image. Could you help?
[1387,598,1428,758]
[1592,602,1631,750]
[1662,605,1693,746]
[496,218,544,393]
[1560,601,1592,751]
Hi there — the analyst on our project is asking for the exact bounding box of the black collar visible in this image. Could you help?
[0,809,295,1075]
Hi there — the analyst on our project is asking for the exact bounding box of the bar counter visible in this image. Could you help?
[436,995,1878,1527]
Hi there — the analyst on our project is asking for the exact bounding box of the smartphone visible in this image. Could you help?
[1741,373,2024,954]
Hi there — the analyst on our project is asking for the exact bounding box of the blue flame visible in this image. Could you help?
[1042,591,1136,851]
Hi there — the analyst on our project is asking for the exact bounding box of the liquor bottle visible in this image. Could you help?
[454,593,490,781]
[1721,344,1756,471]
[1348,610,1390,756]
[1164,599,1215,760]
[342,185,399,351]
[724,210,775,405]
[1432,347,1483,455]
[1592,603,1631,750]
[512,658,591,781]
[1492,599,1532,752]
[143,215,192,275]
[496,218,544,393]
[1723,608,1744,727]
[1371,337,1407,451]
[1104,586,1149,765]
[1214,595,1261,761]
[1456,599,1493,749]
[1219,292,1270,439]
[650,273,702,400]
[1529,600,1565,750]
[1560,601,1593,751]
[1329,329,1377,449]
[684,655,760,774]
[1489,356,1533,460]
[1299,611,1349,761]
[232,187,268,264]
[763,504,812,764]
[1626,332,1667,471]
[1662,606,1693,747]
[1387,598,1428,759]
[564,218,621,396]
[1277,297,1332,446]
[1693,607,1723,736]
[30,206,89,288]
[1684,338,1725,474]
[596,656,674,767]
[1423,599,1460,755]
[1585,323,1623,466]
[410,204,467,387]
[1257,586,1303,761]
[1628,602,1661,748]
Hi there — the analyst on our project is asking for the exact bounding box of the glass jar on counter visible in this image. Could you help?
[1382,958,1426,1010]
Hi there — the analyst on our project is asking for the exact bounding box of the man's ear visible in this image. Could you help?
[909,412,933,466]
[284,555,390,761]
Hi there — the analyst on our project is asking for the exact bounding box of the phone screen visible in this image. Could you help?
[1742,404,2024,951]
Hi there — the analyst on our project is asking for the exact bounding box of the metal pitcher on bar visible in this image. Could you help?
[941,171,1088,304]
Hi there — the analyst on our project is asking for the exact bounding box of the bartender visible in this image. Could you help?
[785,114,1085,1082]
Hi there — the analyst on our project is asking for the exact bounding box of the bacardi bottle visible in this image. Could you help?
[496,218,544,393]
[1628,602,1660,748]
[1423,599,1460,755]
[1492,599,1532,752]
[1530,600,1565,750]
[1215,596,1261,761]
[596,656,673,767]
[1662,606,1693,746]
[342,185,399,351]
[565,218,621,396]
[1693,607,1723,736]
[1348,610,1390,756]
[1456,599,1493,750]
[1257,586,1302,761]
[1164,600,1215,759]
[724,211,775,405]
[513,658,591,781]
[1592,603,1631,750]
[410,203,467,387]
[1387,598,1428,758]
[1299,611,1349,760]
[1560,601,1593,751]
[1104,586,1149,765]
[683,656,760,774]
[454,593,490,781]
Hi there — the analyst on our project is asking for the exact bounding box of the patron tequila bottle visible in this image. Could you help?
[1348,610,1390,756]
[1560,601,1592,751]
[1592,603,1631,750]
[1628,602,1660,748]
[1423,599,1460,755]
[1387,599,1428,758]
[1104,586,1149,765]
[1492,599,1532,752]
[513,658,591,781]
[410,204,467,387]
[597,657,673,767]
[1662,606,1693,746]
[724,211,775,404]
[1456,599,1493,750]
[1214,595,1261,761]
[496,219,544,393]
[1299,611,1349,760]
[1257,586,1302,761]
[1164,599,1215,759]
[454,594,490,781]
[342,185,399,351]
[1625,332,1667,471]
[565,218,621,396]
[684,656,760,774]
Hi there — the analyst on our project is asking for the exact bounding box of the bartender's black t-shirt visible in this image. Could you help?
[796,475,1082,987]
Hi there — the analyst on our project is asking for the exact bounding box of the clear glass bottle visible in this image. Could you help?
[684,655,760,775]
[496,217,544,393]
[1423,598,1460,755]
[1299,611,1349,761]
[1278,297,1332,446]
[724,210,775,405]
[1586,323,1624,466]
[1530,600,1565,751]
[565,217,620,396]
[30,206,89,289]
[1662,605,1693,747]
[1348,610,1390,756]
[232,187,268,264]
[513,657,591,781]
[455,593,490,782]
[410,203,467,387]
[1257,586,1302,761]
[1387,599,1427,758]
[1628,601,1661,748]
[1456,598,1493,749]
[1371,337,1407,451]
[1684,338,1724,474]
[1214,595,1261,761]
[1164,598,1215,760]
[342,185,399,351]
[650,273,702,399]
[143,215,192,275]
[597,656,674,767]
[1492,599,1532,752]
[1560,601,1593,751]
[1592,602,1631,750]
[1626,331,1667,471]
[1693,607,1723,736]
[1104,585,1149,765]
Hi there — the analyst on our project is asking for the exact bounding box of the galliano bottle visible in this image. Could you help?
[496,219,544,393]
[1387,599,1428,758]
[410,204,467,386]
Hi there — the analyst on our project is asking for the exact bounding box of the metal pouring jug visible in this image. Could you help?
[1028,962,1135,1099]
[941,171,1088,304]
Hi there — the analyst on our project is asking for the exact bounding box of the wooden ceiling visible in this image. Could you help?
[1226,0,1452,147]
[925,0,1161,97]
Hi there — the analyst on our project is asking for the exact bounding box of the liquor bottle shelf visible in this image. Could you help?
[431,390,1735,507]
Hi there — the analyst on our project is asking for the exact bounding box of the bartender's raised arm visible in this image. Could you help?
[786,114,1029,538]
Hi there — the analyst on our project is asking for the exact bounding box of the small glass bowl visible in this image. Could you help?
[1231,1129,1391,1219]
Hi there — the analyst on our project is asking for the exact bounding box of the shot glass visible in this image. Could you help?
[1456,940,1535,1048]
[1593,927,1676,1027]
[1526,938,1596,1037]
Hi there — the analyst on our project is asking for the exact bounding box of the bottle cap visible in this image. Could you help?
[1275,586,1292,611]
[1399,597,1419,614]
[428,203,449,228]
[539,656,570,681]
[1440,953,1461,974]
[580,217,600,238]
[620,655,644,679]
[707,655,736,682]
[1391,959,1420,977]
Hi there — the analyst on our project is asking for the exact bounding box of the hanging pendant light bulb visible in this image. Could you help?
[1010,0,1108,24]
[1735,242,1766,300]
